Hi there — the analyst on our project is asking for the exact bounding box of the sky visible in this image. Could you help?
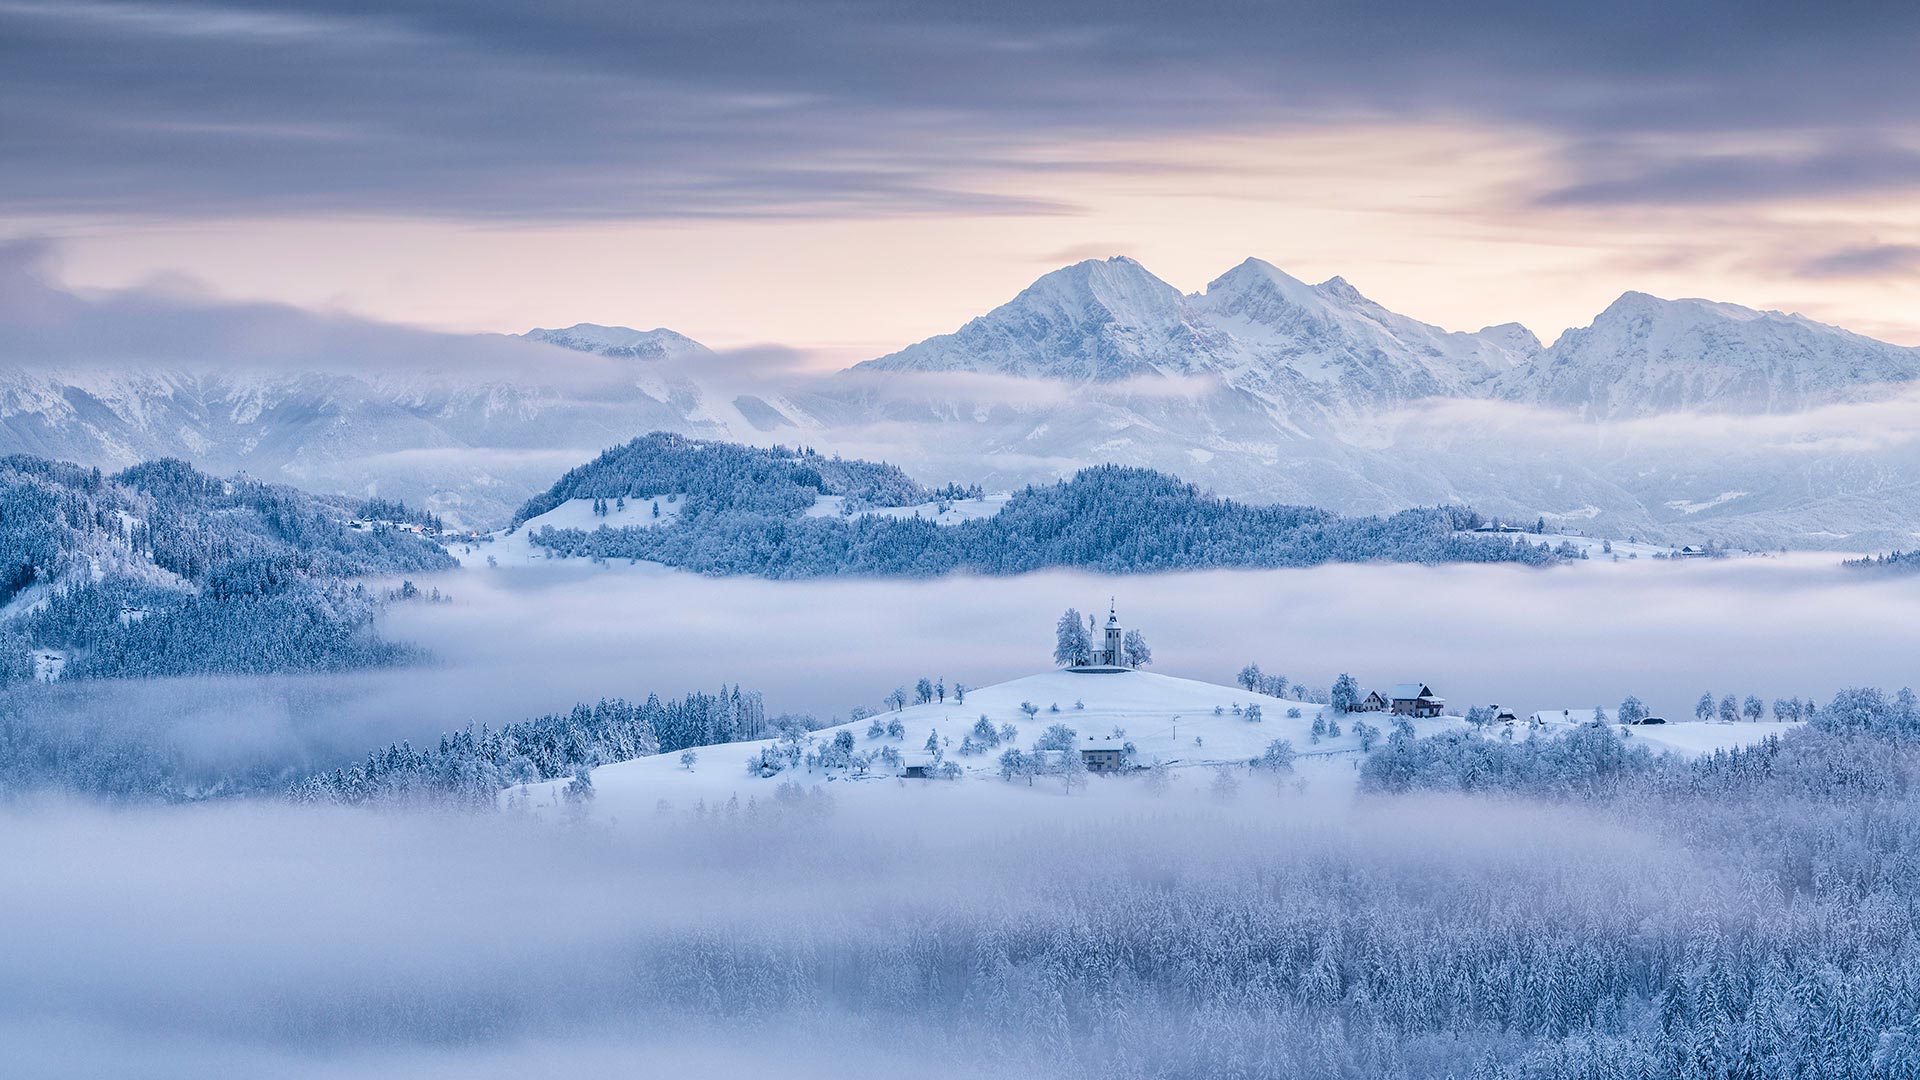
[6,0,1920,356]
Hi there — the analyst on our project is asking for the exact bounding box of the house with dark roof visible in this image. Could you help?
[1390,683,1444,718]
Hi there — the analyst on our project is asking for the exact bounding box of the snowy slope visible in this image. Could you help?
[519,669,1444,817]
[518,324,711,362]
[451,495,683,567]
[1503,291,1920,418]
[514,669,1799,820]
[854,256,1536,415]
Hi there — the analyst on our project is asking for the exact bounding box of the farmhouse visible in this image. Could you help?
[1079,733,1130,774]
[1354,690,1389,713]
[1390,683,1445,718]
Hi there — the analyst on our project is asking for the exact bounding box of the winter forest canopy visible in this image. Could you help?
[0,455,452,683]
[519,433,1562,577]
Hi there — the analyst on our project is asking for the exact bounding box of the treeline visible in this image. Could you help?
[0,455,453,682]
[512,432,926,526]
[291,686,765,808]
[1360,684,1920,802]
[531,461,1559,577]
[355,496,445,533]
[1842,550,1920,574]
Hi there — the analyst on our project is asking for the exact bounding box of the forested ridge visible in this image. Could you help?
[0,455,453,681]
[520,434,1561,577]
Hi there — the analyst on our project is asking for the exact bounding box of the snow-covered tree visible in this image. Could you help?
[1035,723,1077,751]
[1719,694,1739,724]
[1209,766,1240,803]
[1054,608,1092,667]
[1122,628,1152,669]
[1618,695,1647,725]
[1237,663,1263,692]
[1331,673,1360,713]
[1696,693,1715,722]
[1255,739,1296,774]
[915,677,935,705]
[1743,695,1765,723]
[1060,743,1088,794]
[679,749,698,771]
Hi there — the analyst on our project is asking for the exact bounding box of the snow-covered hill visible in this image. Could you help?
[512,668,1801,817]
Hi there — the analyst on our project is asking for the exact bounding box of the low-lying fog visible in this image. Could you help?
[12,555,1917,780]
[0,791,1718,1078]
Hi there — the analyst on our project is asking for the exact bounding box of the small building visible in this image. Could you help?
[900,751,939,779]
[1390,683,1445,718]
[1676,545,1709,558]
[1491,705,1518,723]
[1069,600,1131,673]
[1079,734,1130,774]
[1354,690,1389,714]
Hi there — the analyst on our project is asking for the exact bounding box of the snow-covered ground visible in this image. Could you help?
[449,496,683,567]
[509,669,1806,821]
[1494,531,1727,561]
[512,669,1450,817]
[1520,707,1798,756]
[804,492,1011,525]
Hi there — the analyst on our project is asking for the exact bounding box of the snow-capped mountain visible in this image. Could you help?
[1189,258,1539,406]
[1501,291,1920,418]
[857,256,1538,416]
[519,324,711,362]
[11,252,1920,547]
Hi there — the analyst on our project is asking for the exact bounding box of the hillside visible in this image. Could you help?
[508,668,1795,816]
[0,455,454,681]
[505,434,1560,576]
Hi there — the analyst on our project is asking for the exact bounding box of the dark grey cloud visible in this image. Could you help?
[0,240,607,378]
[1795,242,1920,279]
[1539,142,1920,207]
[2,0,1918,220]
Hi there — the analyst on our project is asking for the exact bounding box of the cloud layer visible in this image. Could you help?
[3,0,1918,221]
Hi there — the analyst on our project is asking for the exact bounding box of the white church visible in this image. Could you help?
[1071,602,1131,673]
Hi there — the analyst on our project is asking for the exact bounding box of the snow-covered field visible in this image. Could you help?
[449,495,683,567]
[511,669,1800,820]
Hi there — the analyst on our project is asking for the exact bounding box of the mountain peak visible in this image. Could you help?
[1314,275,1367,305]
[520,324,709,361]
